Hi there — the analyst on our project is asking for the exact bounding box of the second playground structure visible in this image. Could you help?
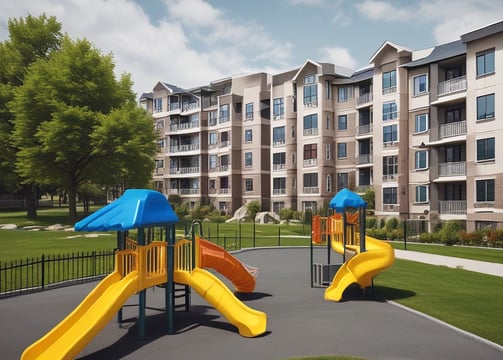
[311,188,395,301]
[21,190,266,360]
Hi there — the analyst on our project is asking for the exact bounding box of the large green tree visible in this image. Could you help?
[11,35,157,220]
[0,14,62,218]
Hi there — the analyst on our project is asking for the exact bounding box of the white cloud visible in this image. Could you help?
[319,46,357,70]
[289,0,326,5]
[356,0,413,22]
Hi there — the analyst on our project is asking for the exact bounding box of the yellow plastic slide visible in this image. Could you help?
[21,271,139,360]
[324,236,394,302]
[174,267,266,337]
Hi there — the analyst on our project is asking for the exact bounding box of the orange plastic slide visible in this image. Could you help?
[198,237,257,293]
[324,236,394,302]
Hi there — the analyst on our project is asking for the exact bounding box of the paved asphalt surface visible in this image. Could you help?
[1,247,502,360]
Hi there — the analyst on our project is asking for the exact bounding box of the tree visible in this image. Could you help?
[0,14,62,218]
[11,35,157,220]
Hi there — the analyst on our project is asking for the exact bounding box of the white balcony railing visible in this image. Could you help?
[303,128,318,136]
[303,158,317,167]
[437,76,467,96]
[439,200,466,214]
[356,92,373,106]
[303,187,319,194]
[382,174,398,182]
[273,163,286,171]
[439,121,466,139]
[438,162,466,177]
[357,154,373,165]
[273,188,286,195]
[169,167,200,175]
[357,123,373,136]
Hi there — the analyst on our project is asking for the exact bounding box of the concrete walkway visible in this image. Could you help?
[394,249,503,277]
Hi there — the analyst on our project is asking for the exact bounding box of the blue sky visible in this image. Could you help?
[1,0,502,96]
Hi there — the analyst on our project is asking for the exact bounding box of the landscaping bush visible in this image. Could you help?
[439,220,462,246]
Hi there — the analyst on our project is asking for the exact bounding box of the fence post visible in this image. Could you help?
[253,219,256,248]
[278,227,281,247]
[41,254,45,290]
[404,220,407,250]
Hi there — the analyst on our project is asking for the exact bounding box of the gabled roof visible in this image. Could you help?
[401,40,466,68]
[292,59,354,82]
[369,40,412,64]
[139,92,153,100]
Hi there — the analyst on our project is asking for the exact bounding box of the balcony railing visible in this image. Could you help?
[169,144,199,153]
[181,101,200,112]
[273,139,286,147]
[303,128,318,136]
[439,200,466,214]
[439,121,466,139]
[382,174,397,182]
[179,188,200,195]
[357,123,373,136]
[438,162,466,177]
[437,76,467,96]
[303,158,317,167]
[357,154,373,165]
[169,122,200,132]
[169,167,200,175]
[273,188,286,195]
[219,188,230,194]
[169,103,180,112]
[273,163,286,171]
[303,187,319,194]
[356,92,373,106]
[382,203,399,212]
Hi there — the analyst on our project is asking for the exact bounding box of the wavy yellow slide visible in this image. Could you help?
[324,236,394,302]
[174,268,266,337]
[21,271,139,360]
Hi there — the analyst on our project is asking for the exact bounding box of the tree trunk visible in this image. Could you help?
[23,184,38,219]
[68,185,78,221]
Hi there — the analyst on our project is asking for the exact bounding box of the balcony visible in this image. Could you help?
[303,128,318,136]
[181,101,200,113]
[356,92,373,106]
[273,164,286,171]
[356,123,373,137]
[169,143,200,153]
[179,188,200,195]
[382,174,398,182]
[438,162,466,177]
[273,188,286,195]
[437,76,467,96]
[382,204,399,212]
[169,121,200,132]
[168,103,180,113]
[357,154,373,165]
[439,200,466,214]
[169,167,200,175]
[303,187,319,194]
[218,188,230,194]
[439,121,466,140]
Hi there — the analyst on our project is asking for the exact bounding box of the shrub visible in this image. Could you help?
[439,220,462,246]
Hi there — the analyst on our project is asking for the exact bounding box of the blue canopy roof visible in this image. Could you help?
[74,189,179,231]
[329,188,367,213]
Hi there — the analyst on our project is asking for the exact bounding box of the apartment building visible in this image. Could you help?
[142,20,502,230]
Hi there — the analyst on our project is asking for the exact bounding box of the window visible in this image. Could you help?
[303,114,318,135]
[383,102,397,121]
[304,144,317,160]
[383,155,398,180]
[476,179,495,202]
[415,185,428,203]
[245,179,253,192]
[326,174,332,193]
[325,143,332,160]
[476,138,495,162]
[155,159,164,169]
[273,98,284,119]
[245,152,252,167]
[154,98,163,113]
[209,132,217,145]
[337,143,347,159]
[209,155,217,169]
[383,187,398,204]
[273,178,286,193]
[337,173,348,190]
[477,94,495,120]
[273,126,285,146]
[326,115,332,130]
[415,151,428,170]
[304,173,318,188]
[304,74,316,84]
[325,80,331,99]
[337,115,347,131]
[244,129,253,142]
[220,131,229,146]
[219,104,229,123]
[413,74,428,95]
[304,84,318,105]
[476,49,495,76]
[382,70,396,93]
[245,103,253,120]
[415,114,428,133]
[338,87,348,102]
[273,152,286,169]
[383,124,398,144]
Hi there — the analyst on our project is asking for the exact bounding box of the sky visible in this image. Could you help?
[1,0,502,97]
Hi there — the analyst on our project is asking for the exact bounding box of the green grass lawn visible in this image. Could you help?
[375,259,503,346]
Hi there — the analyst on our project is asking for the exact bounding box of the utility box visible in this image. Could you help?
[312,263,341,287]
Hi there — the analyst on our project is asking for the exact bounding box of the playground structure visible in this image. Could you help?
[21,189,266,360]
[311,188,395,301]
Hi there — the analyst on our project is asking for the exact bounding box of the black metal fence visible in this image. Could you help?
[0,250,115,298]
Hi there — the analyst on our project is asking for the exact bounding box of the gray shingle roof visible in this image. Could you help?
[401,40,466,68]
